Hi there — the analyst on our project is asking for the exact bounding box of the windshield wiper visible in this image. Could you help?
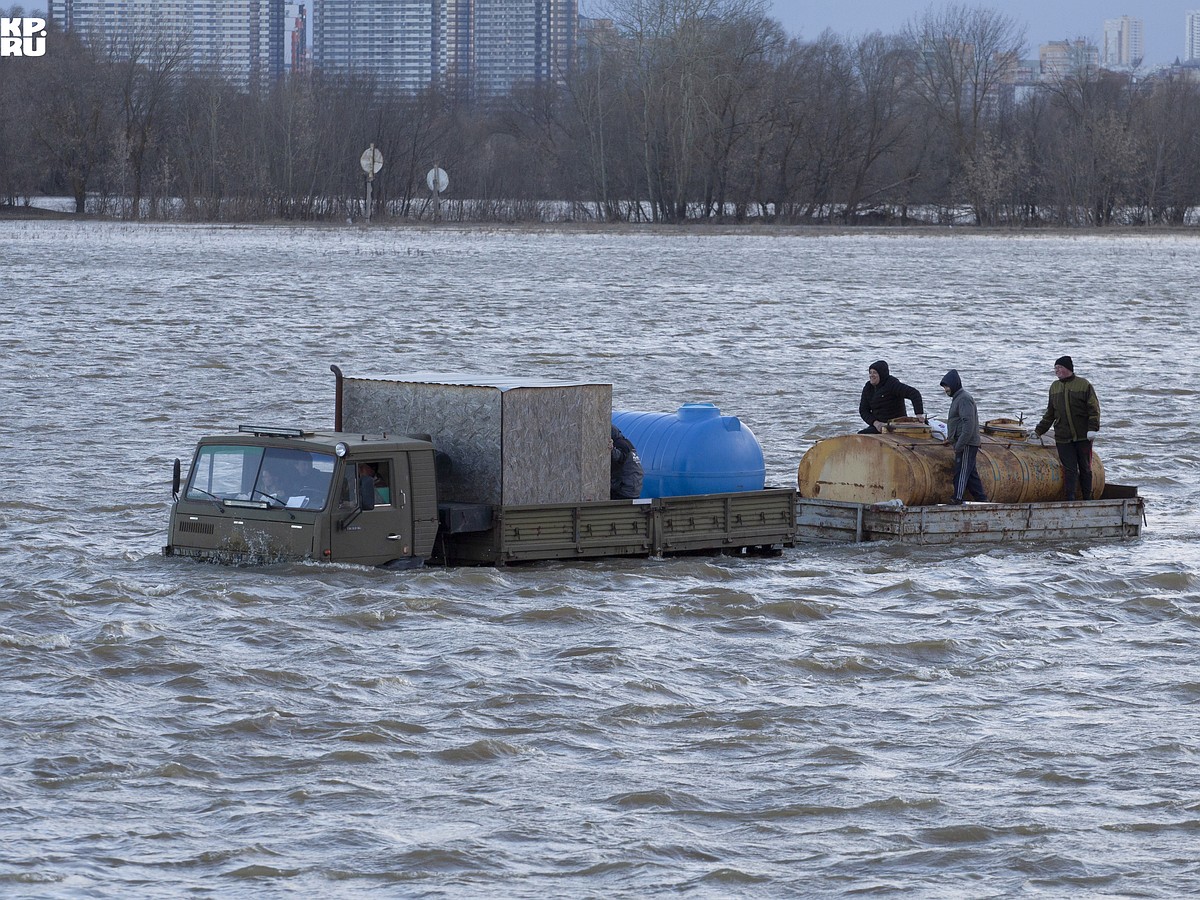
[251,490,296,520]
[187,487,226,513]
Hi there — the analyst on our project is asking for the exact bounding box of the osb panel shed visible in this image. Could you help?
[340,374,611,506]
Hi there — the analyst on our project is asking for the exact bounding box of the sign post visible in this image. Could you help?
[426,166,449,222]
[360,145,384,222]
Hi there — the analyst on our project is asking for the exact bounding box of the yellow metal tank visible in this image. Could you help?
[796,419,1104,505]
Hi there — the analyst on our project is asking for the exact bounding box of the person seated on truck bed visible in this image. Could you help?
[859,359,924,434]
[610,425,644,500]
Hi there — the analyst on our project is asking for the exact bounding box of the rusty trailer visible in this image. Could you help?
[796,484,1144,545]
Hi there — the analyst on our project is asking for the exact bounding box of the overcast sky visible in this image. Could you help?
[766,0,1189,67]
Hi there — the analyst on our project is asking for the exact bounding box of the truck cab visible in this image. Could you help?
[164,426,439,567]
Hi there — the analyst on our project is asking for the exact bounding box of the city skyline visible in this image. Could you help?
[24,1,1198,75]
[307,0,577,94]
[758,0,1186,66]
[45,0,285,86]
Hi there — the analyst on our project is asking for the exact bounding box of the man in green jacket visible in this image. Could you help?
[1034,355,1101,501]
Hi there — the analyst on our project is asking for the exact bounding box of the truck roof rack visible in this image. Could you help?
[237,425,306,438]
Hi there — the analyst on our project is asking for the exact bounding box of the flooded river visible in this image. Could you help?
[2,221,1199,896]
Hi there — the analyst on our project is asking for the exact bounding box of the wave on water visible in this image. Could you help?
[2,223,1200,895]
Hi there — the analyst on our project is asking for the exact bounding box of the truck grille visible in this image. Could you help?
[177,521,216,535]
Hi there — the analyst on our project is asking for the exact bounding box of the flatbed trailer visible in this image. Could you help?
[795,484,1144,545]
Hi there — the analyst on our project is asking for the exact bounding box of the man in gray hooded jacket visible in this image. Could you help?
[940,369,988,504]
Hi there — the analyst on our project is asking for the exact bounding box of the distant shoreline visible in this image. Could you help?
[3,203,1198,237]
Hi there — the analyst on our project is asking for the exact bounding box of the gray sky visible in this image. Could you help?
[767,1,1188,67]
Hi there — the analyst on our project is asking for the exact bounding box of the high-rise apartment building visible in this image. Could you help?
[1103,15,1144,68]
[311,0,463,92]
[49,0,285,88]
[50,0,578,95]
[472,0,577,95]
[1040,39,1100,80]
[287,3,309,74]
[311,0,576,95]
[1187,10,1200,62]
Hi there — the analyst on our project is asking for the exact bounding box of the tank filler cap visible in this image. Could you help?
[677,403,720,422]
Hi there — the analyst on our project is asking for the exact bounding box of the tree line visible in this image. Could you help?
[2,0,1199,226]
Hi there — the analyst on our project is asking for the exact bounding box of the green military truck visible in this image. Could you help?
[163,369,797,567]
[165,426,443,567]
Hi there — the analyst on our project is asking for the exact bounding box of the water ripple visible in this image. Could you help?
[1,223,1199,896]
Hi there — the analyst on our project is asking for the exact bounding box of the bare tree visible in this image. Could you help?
[33,29,113,213]
[904,3,1025,222]
[600,0,769,221]
[374,88,464,219]
[1128,78,1200,225]
[793,34,858,220]
[0,59,41,205]
[840,32,911,221]
[563,23,628,220]
[693,14,784,220]
[107,27,190,218]
[1040,70,1140,225]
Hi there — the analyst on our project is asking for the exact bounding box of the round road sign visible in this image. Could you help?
[427,167,449,193]
[360,147,384,176]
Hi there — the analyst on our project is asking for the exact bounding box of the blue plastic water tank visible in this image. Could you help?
[612,403,766,498]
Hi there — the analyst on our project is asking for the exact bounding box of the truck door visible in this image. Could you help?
[330,455,415,565]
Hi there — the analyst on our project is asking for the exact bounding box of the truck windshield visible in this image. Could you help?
[187,444,335,510]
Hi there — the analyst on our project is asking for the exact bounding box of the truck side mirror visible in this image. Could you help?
[359,475,376,511]
[172,458,181,498]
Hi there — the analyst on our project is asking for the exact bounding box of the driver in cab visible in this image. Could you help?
[256,453,329,508]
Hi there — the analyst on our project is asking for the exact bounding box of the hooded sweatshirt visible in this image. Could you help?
[610,425,644,500]
[940,369,981,452]
[859,359,924,427]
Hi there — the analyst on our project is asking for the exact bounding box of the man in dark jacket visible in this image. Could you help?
[859,359,924,433]
[940,369,988,504]
[610,425,644,500]
[1034,355,1101,501]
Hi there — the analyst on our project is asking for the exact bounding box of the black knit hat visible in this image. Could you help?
[870,359,889,379]
[1055,355,1074,372]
